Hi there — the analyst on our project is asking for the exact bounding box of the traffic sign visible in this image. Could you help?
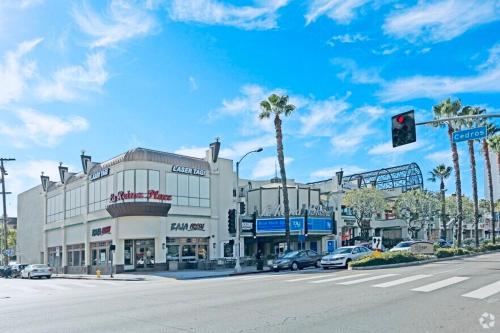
[452,126,487,143]
[3,248,14,257]
[372,237,382,251]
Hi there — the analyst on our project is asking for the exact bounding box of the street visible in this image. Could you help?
[0,253,499,333]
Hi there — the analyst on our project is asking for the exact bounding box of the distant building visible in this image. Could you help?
[484,149,500,202]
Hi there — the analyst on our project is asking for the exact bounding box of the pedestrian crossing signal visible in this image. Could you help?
[392,110,416,147]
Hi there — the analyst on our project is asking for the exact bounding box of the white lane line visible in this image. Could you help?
[412,276,470,293]
[43,284,71,291]
[287,275,337,282]
[338,274,399,285]
[373,275,432,288]
[310,274,370,284]
[462,281,500,300]
[237,274,296,281]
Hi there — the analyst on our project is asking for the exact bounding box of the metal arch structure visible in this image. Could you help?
[343,163,423,192]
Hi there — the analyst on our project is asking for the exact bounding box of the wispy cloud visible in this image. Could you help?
[36,52,108,102]
[299,97,350,136]
[305,0,370,25]
[383,0,499,43]
[310,165,366,180]
[331,57,383,84]
[0,38,42,106]
[251,156,293,179]
[0,108,89,148]
[330,123,378,153]
[168,0,289,30]
[326,33,369,46]
[189,76,198,91]
[73,0,158,48]
[368,140,429,156]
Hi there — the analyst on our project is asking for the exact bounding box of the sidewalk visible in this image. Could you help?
[52,265,271,281]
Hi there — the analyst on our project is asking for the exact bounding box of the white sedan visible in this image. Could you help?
[321,246,372,269]
[21,264,52,279]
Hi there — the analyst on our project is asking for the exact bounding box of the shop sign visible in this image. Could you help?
[241,221,253,232]
[110,190,172,203]
[172,165,207,176]
[92,226,111,237]
[344,220,355,226]
[170,223,205,231]
[89,168,110,181]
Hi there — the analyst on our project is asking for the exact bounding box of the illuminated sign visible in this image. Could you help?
[172,165,207,176]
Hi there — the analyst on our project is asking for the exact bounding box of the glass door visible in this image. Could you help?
[135,239,155,270]
[124,240,134,271]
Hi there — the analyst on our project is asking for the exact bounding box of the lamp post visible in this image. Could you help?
[235,147,263,273]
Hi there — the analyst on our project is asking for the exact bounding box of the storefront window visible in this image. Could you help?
[198,245,208,260]
[90,241,110,266]
[166,245,179,260]
[182,245,196,258]
[67,244,85,266]
[224,243,234,258]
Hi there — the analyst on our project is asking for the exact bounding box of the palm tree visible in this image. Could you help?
[432,98,464,246]
[259,94,296,251]
[459,106,485,247]
[488,134,500,243]
[428,164,453,241]
[482,124,498,244]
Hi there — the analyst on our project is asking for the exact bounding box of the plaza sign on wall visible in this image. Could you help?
[171,165,208,176]
[89,168,110,181]
[109,190,172,203]
[92,226,111,237]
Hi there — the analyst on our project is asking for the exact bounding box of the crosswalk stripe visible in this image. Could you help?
[310,274,370,284]
[373,275,432,288]
[462,280,500,299]
[287,275,336,282]
[338,274,399,285]
[412,276,469,292]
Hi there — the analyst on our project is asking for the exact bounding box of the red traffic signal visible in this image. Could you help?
[391,110,416,148]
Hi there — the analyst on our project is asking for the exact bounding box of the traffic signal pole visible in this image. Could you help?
[1,158,15,266]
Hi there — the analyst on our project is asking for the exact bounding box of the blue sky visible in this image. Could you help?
[1,0,499,216]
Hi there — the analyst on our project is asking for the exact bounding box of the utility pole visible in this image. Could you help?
[1,158,15,266]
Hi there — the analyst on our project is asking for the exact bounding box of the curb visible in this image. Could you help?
[52,275,144,281]
[173,269,272,280]
[349,250,500,270]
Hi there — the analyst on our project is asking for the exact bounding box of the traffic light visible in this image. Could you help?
[392,110,416,147]
[239,202,246,215]
[227,209,236,235]
[252,212,257,238]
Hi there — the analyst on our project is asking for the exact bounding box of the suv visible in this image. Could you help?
[10,264,29,278]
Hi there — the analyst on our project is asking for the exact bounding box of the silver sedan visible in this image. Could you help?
[21,264,52,279]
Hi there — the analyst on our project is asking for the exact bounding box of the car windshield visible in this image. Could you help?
[281,251,299,258]
[33,264,48,268]
[395,242,413,248]
[332,248,353,254]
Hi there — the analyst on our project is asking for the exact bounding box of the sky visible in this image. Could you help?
[1,0,499,217]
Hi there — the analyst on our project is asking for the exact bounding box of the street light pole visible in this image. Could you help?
[1,158,15,266]
[235,148,263,273]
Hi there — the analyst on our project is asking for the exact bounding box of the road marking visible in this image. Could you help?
[287,275,336,282]
[412,276,469,292]
[462,280,500,299]
[337,274,399,285]
[310,274,370,284]
[43,284,71,291]
[373,275,432,288]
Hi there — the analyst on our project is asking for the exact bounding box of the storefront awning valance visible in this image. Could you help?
[106,202,171,218]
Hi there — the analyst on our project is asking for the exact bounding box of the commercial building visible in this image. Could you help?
[17,142,237,273]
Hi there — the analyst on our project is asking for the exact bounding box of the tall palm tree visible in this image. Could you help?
[459,106,485,247]
[432,98,464,246]
[259,94,295,251]
[482,124,498,244]
[488,134,500,243]
[428,164,453,241]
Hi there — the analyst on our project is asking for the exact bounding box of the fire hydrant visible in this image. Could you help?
[96,269,101,278]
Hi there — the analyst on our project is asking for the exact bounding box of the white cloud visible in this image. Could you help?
[368,140,429,155]
[174,147,208,159]
[189,76,198,91]
[0,0,43,9]
[0,108,89,148]
[305,0,370,25]
[425,150,452,165]
[310,165,366,180]
[252,156,293,179]
[331,58,383,84]
[73,0,158,48]
[330,123,378,152]
[168,0,289,30]
[299,97,350,135]
[372,45,399,55]
[36,52,108,102]
[0,38,42,106]
[383,0,499,43]
[326,33,369,46]
[477,43,500,71]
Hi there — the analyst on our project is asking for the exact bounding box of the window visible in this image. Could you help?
[115,169,161,202]
[90,241,110,266]
[89,176,113,212]
[65,186,86,218]
[67,244,85,266]
[166,172,210,207]
[47,194,64,223]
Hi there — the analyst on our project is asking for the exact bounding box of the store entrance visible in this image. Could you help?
[124,239,155,271]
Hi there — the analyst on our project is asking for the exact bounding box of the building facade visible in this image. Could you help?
[17,145,237,274]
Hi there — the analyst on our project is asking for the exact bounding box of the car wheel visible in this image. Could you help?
[28,273,32,279]
[315,260,321,268]
[345,259,351,269]
[273,269,280,272]
[322,266,329,270]
[291,262,299,271]
[46,276,51,279]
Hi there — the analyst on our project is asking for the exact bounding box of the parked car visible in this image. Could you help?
[270,250,322,271]
[10,264,28,278]
[434,239,452,248]
[21,264,52,279]
[321,246,372,269]
[389,241,415,252]
[1,265,13,278]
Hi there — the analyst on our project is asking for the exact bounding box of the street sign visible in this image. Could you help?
[372,237,382,250]
[452,126,487,143]
[3,249,14,257]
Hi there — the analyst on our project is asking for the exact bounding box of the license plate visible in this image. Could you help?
[273,265,278,268]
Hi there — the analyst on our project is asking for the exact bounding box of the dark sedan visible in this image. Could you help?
[271,250,322,272]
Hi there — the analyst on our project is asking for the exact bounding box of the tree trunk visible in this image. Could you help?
[440,178,447,241]
[468,140,479,248]
[448,124,463,247]
[486,140,498,244]
[274,114,291,251]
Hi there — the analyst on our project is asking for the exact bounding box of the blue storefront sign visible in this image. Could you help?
[256,216,334,234]
[307,217,332,232]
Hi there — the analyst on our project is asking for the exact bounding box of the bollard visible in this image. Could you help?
[96,269,101,278]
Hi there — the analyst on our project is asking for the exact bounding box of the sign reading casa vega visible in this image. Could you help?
[109,190,172,203]
[172,165,207,176]
[170,223,205,231]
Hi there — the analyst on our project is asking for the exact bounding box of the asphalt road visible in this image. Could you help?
[1,252,499,333]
